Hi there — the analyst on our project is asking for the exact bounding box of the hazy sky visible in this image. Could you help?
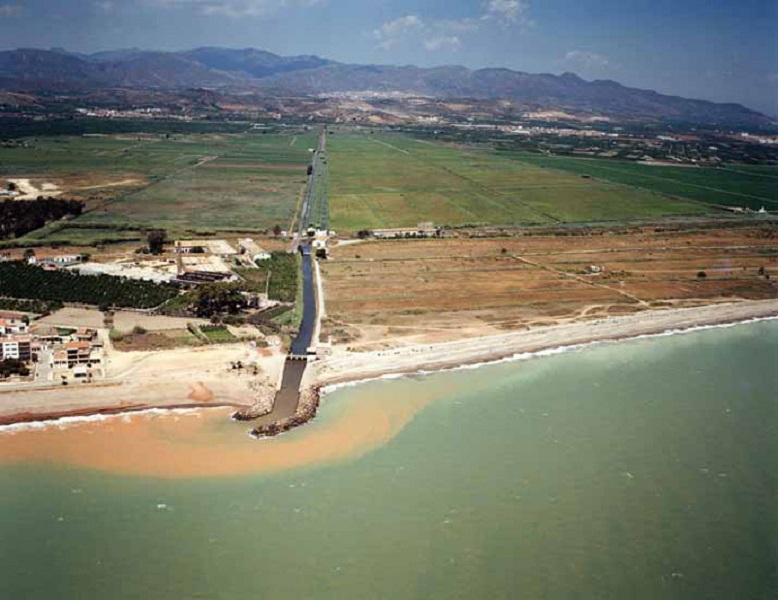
[0,0,776,115]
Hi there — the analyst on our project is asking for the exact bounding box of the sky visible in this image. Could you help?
[0,0,776,115]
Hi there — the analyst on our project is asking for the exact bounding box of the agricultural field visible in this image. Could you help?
[501,151,778,212]
[0,130,318,245]
[320,225,778,349]
[199,325,238,344]
[326,132,712,231]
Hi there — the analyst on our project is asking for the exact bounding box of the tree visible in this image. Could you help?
[192,284,247,318]
[697,271,707,279]
[273,224,282,237]
[147,229,167,255]
[23,248,35,262]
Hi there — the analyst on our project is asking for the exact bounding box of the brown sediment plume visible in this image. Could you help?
[0,401,248,427]
[0,381,441,478]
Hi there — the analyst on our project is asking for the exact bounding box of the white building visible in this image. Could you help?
[0,318,28,335]
[238,238,271,261]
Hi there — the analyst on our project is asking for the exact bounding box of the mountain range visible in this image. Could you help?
[0,47,771,126]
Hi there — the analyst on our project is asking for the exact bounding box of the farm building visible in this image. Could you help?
[174,239,237,256]
[176,255,235,283]
[372,222,440,239]
[238,238,271,261]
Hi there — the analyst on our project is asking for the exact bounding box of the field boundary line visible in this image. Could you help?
[371,138,411,154]
[514,254,649,307]
[517,153,777,206]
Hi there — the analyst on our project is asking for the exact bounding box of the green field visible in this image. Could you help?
[199,325,238,344]
[327,133,713,230]
[500,152,778,212]
[0,131,318,244]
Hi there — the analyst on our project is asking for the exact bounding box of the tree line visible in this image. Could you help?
[0,262,179,309]
[0,197,85,239]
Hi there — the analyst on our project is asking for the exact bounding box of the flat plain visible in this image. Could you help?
[503,151,778,212]
[327,132,713,231]
[321,225,778,349]
[0,131,317,243]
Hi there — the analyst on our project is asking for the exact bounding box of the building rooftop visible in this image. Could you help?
[65,341,91,350]
[180,255,233,275]
[175,239,237,255]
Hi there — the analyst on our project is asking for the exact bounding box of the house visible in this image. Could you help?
[31,325,63,344]
[64,341,91,367]
[1,337,19,360]
[89,350,102,365]
[0,336,31,362]
[53,350,69,369]
[52,255,82,267]
[75,327,97,342]
[0,311,26,321]
[0,318,28,335]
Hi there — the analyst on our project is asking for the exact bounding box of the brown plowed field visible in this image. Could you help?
[321,225,778,349]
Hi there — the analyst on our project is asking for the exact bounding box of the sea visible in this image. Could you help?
[1,319,776,599]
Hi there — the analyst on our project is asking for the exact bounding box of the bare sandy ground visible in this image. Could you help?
[0,341,286,423]
[7,178,62,200]
[315,299,778,386]
[37,307,209,332]
[74,178,141,190]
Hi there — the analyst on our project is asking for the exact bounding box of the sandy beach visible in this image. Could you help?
[2,299,777,427]
[0,341,287,425]
[315,299,778,386]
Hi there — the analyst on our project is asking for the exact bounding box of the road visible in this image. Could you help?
[290,128,327,252]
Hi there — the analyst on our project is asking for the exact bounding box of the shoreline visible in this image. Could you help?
[0,401,250,429]
[2,299,777,430]
[315,299,778,389]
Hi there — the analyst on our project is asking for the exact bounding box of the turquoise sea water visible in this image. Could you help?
[2,320,777,599]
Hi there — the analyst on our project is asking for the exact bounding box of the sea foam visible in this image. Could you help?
[0,406,222,435]
[320,315,778,396]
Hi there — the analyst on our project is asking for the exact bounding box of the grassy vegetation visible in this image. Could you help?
[307,150,330,230]
[4,223,143,248]
[199,325,238,343]
[111,328,203,351]
[0,130,318,244]
[235,252,300,302]
[499,151,778,211]
[327,132,711,231]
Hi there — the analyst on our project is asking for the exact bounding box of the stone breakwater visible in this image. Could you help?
[231,381,275,421]
[249,386,321,438]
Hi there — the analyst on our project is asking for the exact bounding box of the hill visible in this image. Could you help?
[0,47,771,127]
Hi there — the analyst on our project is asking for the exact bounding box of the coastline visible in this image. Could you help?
[0,402,244,431]
[2,299,777,430]
[315,299,778,390]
